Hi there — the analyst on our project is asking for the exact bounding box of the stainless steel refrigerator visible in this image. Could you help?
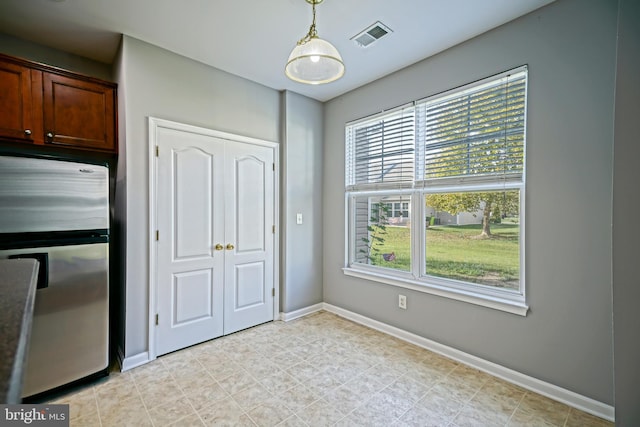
[0,155,110,399]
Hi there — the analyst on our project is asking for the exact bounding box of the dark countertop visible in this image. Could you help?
[0,259,39,404]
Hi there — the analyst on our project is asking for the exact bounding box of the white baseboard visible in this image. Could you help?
[280,303,324,322]
[322,303,615,423]
[119,351,151,372]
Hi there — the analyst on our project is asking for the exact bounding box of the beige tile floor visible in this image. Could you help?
[49,311,612,427]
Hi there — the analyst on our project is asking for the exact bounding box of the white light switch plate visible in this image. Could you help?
[296,213,303,225]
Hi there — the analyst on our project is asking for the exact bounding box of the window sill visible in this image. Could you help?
[342,267,529,316]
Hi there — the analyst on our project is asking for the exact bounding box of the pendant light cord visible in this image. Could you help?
[297,1,318,45]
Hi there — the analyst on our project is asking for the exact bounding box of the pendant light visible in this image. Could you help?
[285,0,344,85]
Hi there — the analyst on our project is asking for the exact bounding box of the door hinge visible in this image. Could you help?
[156,146,159,157]
[272,288,275,297]
[155,314,159,325]
[272,225,275,234]
[156,230,159,241]
[272,163,275,171]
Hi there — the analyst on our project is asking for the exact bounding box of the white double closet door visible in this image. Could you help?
[153,120,276,356]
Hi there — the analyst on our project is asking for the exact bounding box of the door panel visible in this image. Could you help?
[156,129,224,356]
[174,148,214,260]
[235,157,266,252]
[173,269,214,324]
[234,262,266,309]
[224,144,274,334]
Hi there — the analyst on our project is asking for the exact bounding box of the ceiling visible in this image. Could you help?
[0,0,554,102]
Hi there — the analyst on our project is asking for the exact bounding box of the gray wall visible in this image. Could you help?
[612,0,640,424]
[114,36,282,358]
[323,0,616,405]
[112,37,128,361]
[281,91,324,312]
[0,33,111,81]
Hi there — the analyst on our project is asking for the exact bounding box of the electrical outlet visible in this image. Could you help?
[398,294,407,309]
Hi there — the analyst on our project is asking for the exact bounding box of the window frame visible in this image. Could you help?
[344,66,529,316]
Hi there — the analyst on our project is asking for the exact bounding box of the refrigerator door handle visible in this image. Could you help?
[9,252,49,289]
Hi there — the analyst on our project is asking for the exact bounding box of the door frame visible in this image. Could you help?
[148,116,280,361]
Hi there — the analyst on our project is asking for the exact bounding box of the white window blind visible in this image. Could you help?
[417,68,527,186]
[346,106,415,191]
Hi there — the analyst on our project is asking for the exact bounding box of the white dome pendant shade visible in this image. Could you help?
[285,38,344,85]
[285,0,344,85]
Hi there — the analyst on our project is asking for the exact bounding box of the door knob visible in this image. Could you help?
[226,243,235,250]
[215,244,224,251]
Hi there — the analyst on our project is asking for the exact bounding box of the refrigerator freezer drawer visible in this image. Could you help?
[0,242,109,397]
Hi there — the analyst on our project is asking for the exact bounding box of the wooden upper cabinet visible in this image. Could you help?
[0,60,36,143]
[0,54,117,154]
[42,72,116,152]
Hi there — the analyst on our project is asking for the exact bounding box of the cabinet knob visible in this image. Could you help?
[24,129,32,136]
[215,244,224,251]
[226,244,235,250]
[46,132,54,138]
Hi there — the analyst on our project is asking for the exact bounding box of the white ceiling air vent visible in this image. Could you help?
[351,21,393,48]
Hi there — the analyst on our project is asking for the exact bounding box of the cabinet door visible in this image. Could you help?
[0,60,35,143]
[42,72,116,152]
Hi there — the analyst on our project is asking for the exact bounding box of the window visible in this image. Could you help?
[354,195,412,272]
[345,67,528,315]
